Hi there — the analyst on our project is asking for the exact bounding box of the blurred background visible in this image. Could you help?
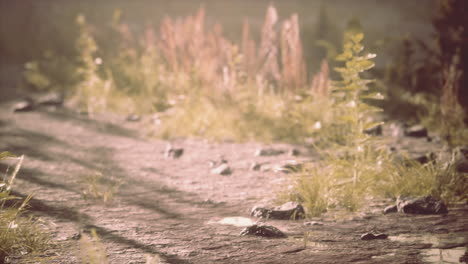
[1,0,434,73]
[1,0,466,145]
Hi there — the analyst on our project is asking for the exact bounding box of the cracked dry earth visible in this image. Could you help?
[0,102,467,264]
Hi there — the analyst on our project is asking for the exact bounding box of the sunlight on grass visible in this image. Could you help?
[22,4,468,218]
[80,171,123,203]
[0,152,50,262]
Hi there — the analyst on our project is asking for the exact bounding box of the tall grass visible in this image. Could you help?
[0,152,49,262]
[25,5,336,143]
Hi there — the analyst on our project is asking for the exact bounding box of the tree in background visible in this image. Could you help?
[434,0,467,116]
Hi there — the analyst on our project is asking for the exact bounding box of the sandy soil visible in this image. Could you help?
[0,100,467,264]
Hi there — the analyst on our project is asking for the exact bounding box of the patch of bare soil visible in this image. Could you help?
[0,102,467,264]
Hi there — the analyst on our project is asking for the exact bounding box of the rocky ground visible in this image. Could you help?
[0,97,467,264]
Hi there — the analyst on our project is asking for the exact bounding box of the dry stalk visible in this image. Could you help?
[310,60,330,97]
[281,14,307,92]
[258,5,281,90]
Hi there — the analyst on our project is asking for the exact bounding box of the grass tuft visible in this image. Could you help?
[0,152,50,262]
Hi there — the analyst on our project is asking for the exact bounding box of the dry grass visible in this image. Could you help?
[1,153,50,262]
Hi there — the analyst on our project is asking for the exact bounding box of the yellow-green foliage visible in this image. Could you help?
[281,31,467,216]
[80,171,123,203]
[24,6,336,144]
[0,152,49,261]
[78,229,109,264]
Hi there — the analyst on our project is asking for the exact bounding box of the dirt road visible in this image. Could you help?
[0,102,466,263]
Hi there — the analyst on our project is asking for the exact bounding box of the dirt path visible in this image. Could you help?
[0,102,467,264]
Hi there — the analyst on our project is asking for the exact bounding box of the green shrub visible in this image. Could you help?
[280,30,467,217]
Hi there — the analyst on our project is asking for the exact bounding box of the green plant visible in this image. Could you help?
[279,30,467,216]
[23,6,339,144]
[0,152,49,262]
[81,171,123,203]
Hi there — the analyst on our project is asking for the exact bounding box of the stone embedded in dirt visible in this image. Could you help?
[397,196,448,214]
[383,205,398,214]
[360,232,388,240]
[12,100,34,112]
[251,206,270,218]
[251,202,305,220]
[210,163,232,175]
[404,125,428,138]
[456,160,468,173]
[453,146,468,173]
[126,114,141,122]
[364,124,383,136]
[273,160,304,174]
[240,224,287,238]
[455,146,468,158]
[289,148,301,156]
[460,249,468,263]
[208,156,227,168]
[413,152,436,165]
[250,162,263,171]
[304,221,324,226]
[255,148,286,156]
[165,145,184,159]
[36,93,63,106]
[399,152,437,166]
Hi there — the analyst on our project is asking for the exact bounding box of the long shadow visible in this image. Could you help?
[10,190,92,224]
[0,161,199,220]
[9,190,191,264]
[0,164,77,194]
[139,167,221,207]
[83,224,191,264]
[0,128,71,161]
[40,108,140,139]
[1,108,234,224]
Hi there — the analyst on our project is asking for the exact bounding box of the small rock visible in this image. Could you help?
[12,100,34,112]
[455,146,468,158]
[397,196,448,214]
[165,145,184,159]
[459,249,468,263]
[360,233,375,240]
[255,148,286,156]
[251,206,271,218]
[250,162,263,171]
[251,202,305,220]
[240,224,286,238]
[289,149,301,156]
[383,205,398,214]
[413,152,436,165]
[209,156,227,168]
[360,232,388,240]
[364,124,383,136]
[304,221,324,226]
[126,114,141,122]
[36,93,63,106]
[404,125,428,138]
[455,160,468,173]
[274,160,304,174]
[211,163,232,175]
[453,146,468,173]
[375,233,389,239]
